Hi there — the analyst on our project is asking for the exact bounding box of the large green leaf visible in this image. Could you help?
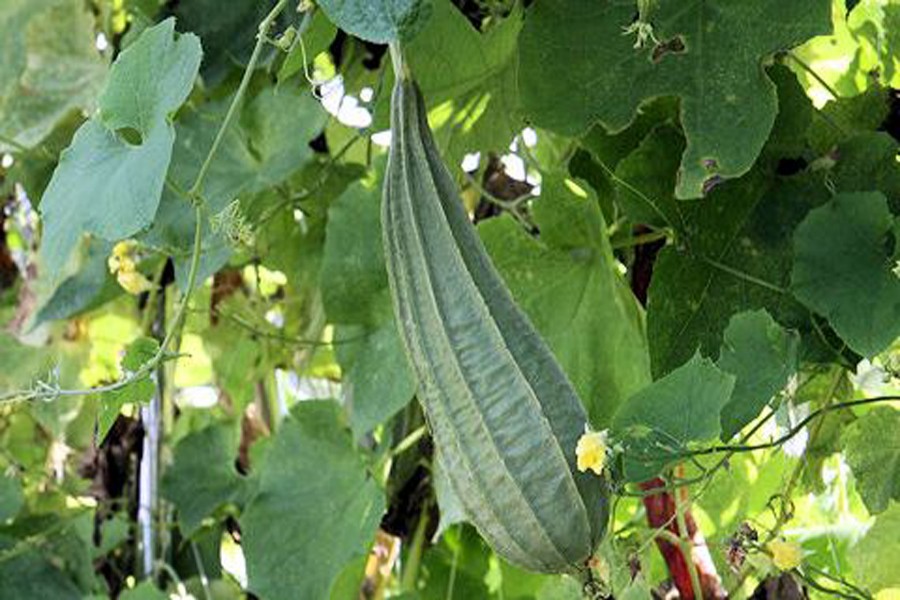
[0,0,106,152]
[321,176,415,436]
[842,407,900,515]
[162,422,245,536]
[240,401,384,600]
[717,309,799,440]
[611,354,735,482]
[519,0,831,198]
[479,175,651,426]
[849,501,900,592]
[317,0,432,43]
[791,191,900,357]
[38,19,202,282]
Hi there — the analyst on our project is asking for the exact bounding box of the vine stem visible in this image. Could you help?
[784,51,840,101]
[765,371,844,543]
[187,0,290,200]
[617,391,900,499]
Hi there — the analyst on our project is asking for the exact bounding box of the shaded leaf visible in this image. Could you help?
[842,407,900,514]
[240,401,384,600]
[717,309,799,440]
[479,175,651,426]
[162,422,245,536]
[321,175,415,435]
[791,191,900,357]
[849,501,900,592]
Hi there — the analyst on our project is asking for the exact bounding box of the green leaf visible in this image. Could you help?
[38,19,202,282]
[317,0,432,43]
[519,0,831,198]
[0,547,82,600]
[842,407,900,514]
[321,176,415,435]
[791,191,900,357]
[0,0,106,152]
[849,501,900,592]
[717,310,799,440]
[0,473,24,523]
[240,401,384,600]
[479,175,651,426]
[611,354,735,482]
[119,581,168,600]
[162,422,245,536]
[33,239,118,327]
[97,337,159,442]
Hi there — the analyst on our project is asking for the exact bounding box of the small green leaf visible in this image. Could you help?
[97,337,159,442]
[612,354,735,482]
[0,474,24,523]
[38,19,202,282]
[317,0,432,43]
[240,401,384,600]
[842,407,900,514]
[849,501,900,592]
[162,422,245,536]
[791,191,900,357]
[519,0,831,198]
[717,310,799,440]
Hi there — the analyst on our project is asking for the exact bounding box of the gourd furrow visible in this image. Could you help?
[382,73,608,573]
[383,132,540,569]
[388,99,572,567]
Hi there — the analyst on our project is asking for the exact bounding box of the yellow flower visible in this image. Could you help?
[116,269,153,295]
[767,538,803,571]
[576,430,608,476]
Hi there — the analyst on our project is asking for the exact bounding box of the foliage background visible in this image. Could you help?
[0,0,899,598]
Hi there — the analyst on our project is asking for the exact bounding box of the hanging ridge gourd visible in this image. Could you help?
[381,49,609,574]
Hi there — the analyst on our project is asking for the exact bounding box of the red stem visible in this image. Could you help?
[640,478,727,599]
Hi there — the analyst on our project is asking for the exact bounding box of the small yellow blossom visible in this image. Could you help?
[767,538,803,571]
[108,240,152,295]
[116,269,154,295]
[576,429,608,476]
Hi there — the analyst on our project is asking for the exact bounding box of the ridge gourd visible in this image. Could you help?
[381,65,609,574]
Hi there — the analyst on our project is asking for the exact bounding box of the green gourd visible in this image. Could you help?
[381,68,609,574]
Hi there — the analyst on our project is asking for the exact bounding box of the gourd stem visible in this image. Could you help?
[389,42,411,81]
[401,507,429,592]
